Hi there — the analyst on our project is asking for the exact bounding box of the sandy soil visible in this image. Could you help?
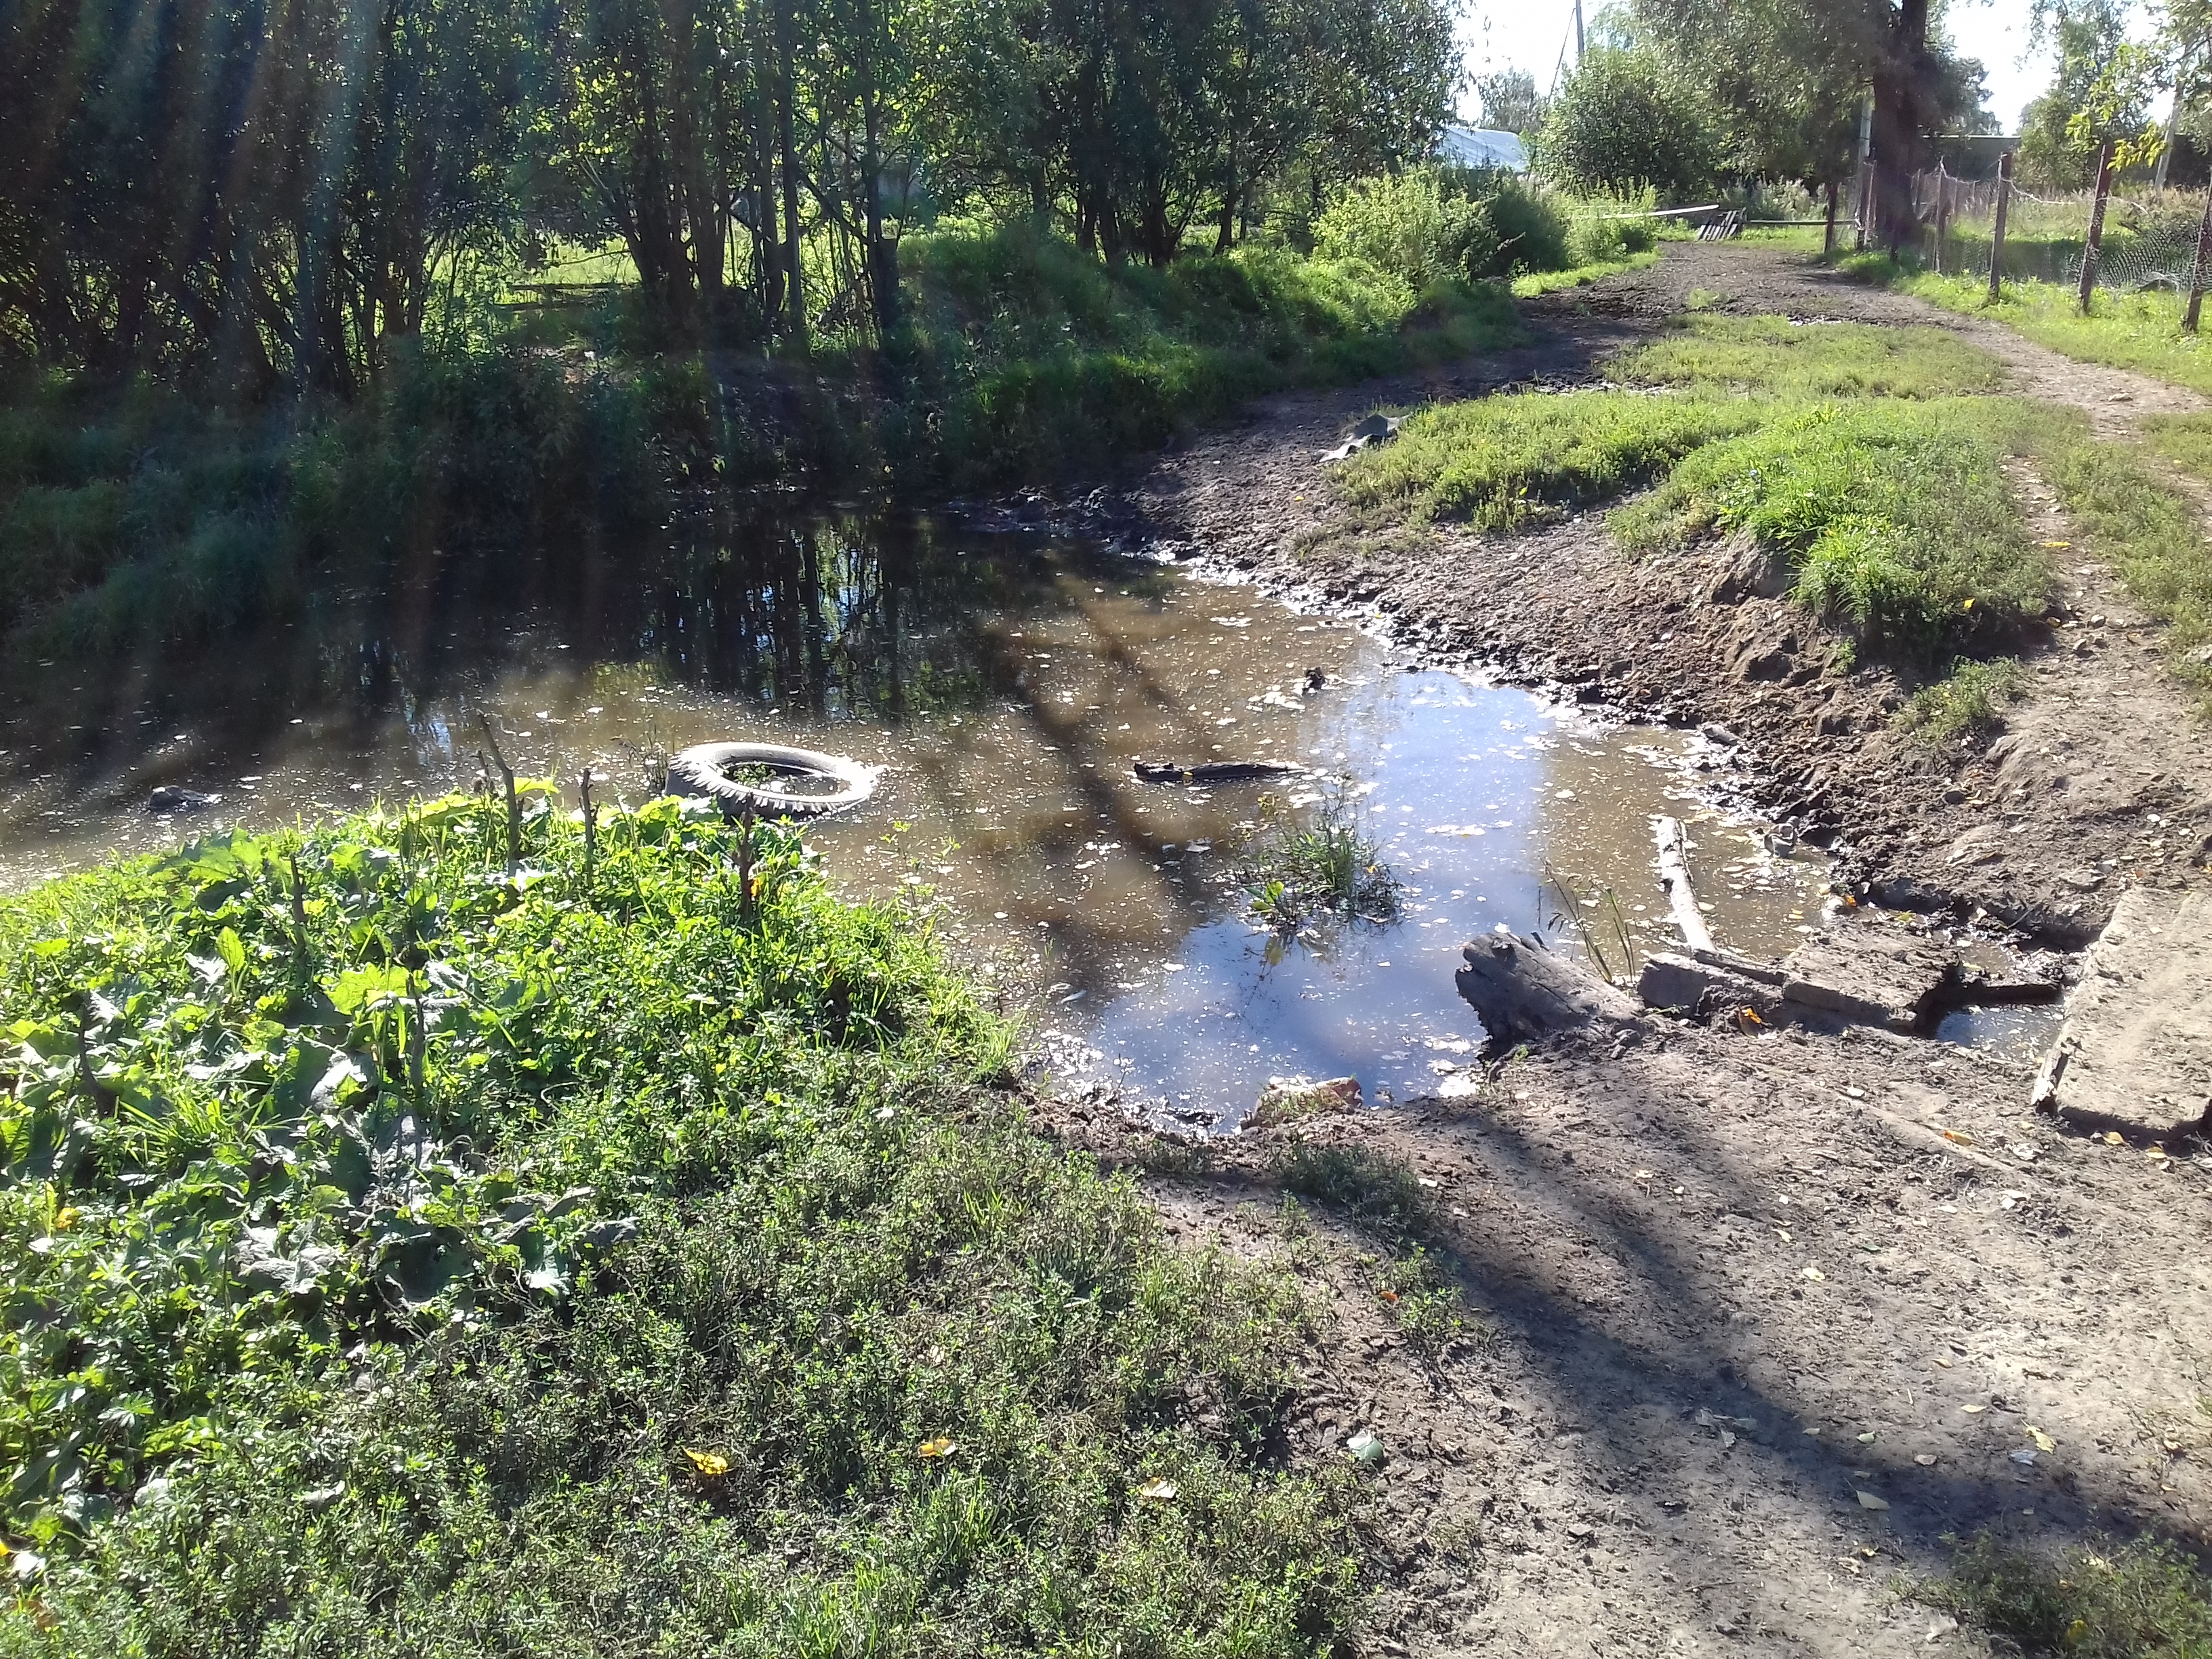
[1021,243,2212,1655]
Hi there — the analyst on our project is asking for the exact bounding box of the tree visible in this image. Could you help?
[1473,68,1546,136]
[1532,47,1719,199]
[2018,1,2142,188]
[1631,0,1991,247]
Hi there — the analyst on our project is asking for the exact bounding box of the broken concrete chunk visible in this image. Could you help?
[2032,888,2212,1136]
[1635,953,1784,1023]
[1248,1076,1362,1130]
[1780,924,1961,1033]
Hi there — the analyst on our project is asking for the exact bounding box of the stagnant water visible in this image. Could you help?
[3,510,1843,1124]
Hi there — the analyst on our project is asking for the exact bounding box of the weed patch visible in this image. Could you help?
[1908,1532,2212,1657]
[1239,787,1401,934]
[1896,657,2030,739]
[1337,390,1760,528]
[0,795,1364,1655]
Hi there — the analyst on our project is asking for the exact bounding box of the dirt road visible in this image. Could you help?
[1036,243,2212,1655]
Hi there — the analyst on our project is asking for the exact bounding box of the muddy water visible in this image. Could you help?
[0,511,1829,1123]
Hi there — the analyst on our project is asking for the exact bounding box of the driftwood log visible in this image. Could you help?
[1455,933,1642,1048]
[1654,816,1715,954]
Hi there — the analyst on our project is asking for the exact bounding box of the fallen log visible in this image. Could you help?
[1654,817,1715,955]
[1456,933,1643,1048]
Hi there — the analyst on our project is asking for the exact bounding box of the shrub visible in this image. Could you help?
[1314,171,1498,288]
[1533,47,1720,200]
[1477,173,1574,274]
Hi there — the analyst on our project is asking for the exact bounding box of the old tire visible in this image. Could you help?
[665,741,881,819]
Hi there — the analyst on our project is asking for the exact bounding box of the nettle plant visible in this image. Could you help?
[0,792,855,1549]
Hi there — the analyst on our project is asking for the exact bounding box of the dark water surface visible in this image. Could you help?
[1,511,1833,1124]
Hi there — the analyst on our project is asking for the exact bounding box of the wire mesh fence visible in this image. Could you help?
[1890,165,2210,293]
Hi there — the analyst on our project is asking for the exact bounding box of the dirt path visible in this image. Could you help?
[1029,242,2212,1655]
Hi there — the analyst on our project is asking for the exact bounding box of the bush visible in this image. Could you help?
[1477,174,1574,274]
[1313,171,1498,289]
[1910,1532,2212,1657]
[1533,47,1720,201]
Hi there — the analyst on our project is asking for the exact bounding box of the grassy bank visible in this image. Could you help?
[1335,312,2212,699]
[1838,258,2212,399]
[0,222,1519,659]
[0,795,1364,1655]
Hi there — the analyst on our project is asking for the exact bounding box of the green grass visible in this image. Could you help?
[3,224,1523,656]
[1612,314,2008,399]
[0,796,1366,1656]
[1336,390,1762,528]
[1910,1532,2212,1657]
[1510,249,1660,297]
[1611,401,2055,649]
[1896,657,2030,739]
[1843,259,2212,400]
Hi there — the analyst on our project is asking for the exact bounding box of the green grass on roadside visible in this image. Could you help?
[1843,257,2212,401]
[1613,314,2007,400]
[1611,401,2054,649]
[1337,390,1761,528]
[1511,249,1660,298]
[0,796,1364,1656]
[1910,1532,2212,1658]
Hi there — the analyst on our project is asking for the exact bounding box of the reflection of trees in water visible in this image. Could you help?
[623,511,1060,720]
[1,508,1080,790]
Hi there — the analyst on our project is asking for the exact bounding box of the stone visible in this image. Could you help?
[1780,922,1961,1033]
[1635,953,1784,1024]
[2032,888,2212,1136]
[1247,1076,1362,1130]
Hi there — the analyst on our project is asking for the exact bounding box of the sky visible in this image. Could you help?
[1459,2,2161,136]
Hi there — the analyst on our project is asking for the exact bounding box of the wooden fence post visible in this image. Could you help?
[2078,137,2116,315]
[2187,178,2212,333]
[1933,164,1952,274]
[1989,150,2013,304]
[1824,177,1839,255]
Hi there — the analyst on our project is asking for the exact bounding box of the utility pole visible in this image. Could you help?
[1574,0,1584,62]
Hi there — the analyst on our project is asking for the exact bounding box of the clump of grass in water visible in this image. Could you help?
[1896,657,2029,741]
[1907,1531,2212,1657]
[1536,862,1643,985]
[1239,787,1401,933]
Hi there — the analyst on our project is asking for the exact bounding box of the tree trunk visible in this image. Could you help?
[1823,177,1839,255]
[857,0,897,338]
[774,0,806,345]
[1868,0,1930,252]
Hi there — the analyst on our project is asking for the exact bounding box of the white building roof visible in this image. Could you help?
[1437,126,1530,171]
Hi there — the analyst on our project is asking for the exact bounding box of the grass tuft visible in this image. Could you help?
[1908,1532,2212,1658]
[1896,657,2030,740]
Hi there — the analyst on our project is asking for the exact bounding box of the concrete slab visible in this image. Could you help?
[1780,922,1960,1033]
[2032,887,2212,1137]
